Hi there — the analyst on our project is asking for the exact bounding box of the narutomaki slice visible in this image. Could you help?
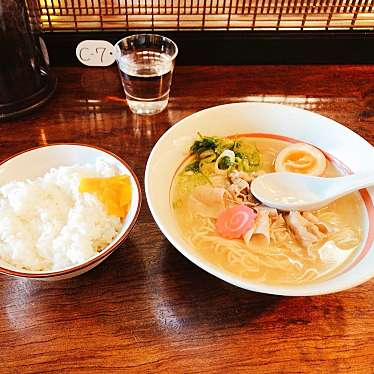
[216,205,257,239]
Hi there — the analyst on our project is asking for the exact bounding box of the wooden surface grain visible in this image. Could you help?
[0,65,374,373]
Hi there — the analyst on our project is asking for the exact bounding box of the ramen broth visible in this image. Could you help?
[171,136,364,285]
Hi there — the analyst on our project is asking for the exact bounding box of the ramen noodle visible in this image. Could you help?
[171,134,364,285]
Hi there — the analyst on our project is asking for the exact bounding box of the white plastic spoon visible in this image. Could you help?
[250,172,374,211]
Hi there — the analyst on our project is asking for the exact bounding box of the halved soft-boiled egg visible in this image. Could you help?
[274,142,327,176]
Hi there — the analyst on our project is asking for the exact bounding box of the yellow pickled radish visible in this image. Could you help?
[79,175,132,218]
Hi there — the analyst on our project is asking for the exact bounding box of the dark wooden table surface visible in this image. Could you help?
[0,65,374,373]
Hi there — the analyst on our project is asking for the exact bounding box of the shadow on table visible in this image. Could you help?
[147,239,283,333]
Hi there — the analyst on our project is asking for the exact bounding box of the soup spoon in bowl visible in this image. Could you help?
[250,172,374,211]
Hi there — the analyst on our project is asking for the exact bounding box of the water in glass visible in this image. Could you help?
[118,50,173,115]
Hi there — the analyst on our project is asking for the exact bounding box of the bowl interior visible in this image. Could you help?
[0,144,141,275]
[145,103,374,296]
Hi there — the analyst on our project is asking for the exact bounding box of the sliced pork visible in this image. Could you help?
[285,211,328,251]
[189,185,229,218]
[243,205,277,245]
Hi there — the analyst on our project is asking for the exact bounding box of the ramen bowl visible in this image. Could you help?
[145,103,374,296]
[0,144,141,280]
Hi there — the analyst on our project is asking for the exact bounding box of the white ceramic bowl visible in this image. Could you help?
[0,144,141,280]
[145,103,374,296]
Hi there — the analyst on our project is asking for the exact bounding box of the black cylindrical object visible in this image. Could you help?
[0,0,57,120]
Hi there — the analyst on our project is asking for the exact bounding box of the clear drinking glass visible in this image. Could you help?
[114,34,178,116]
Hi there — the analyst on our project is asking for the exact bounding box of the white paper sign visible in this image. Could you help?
[76,40,116,67]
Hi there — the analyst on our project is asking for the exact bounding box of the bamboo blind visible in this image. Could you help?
[33,0,374,31]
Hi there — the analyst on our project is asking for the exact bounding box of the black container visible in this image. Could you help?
[0,0,57,120]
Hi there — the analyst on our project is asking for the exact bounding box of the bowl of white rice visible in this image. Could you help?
[0,144,141,280]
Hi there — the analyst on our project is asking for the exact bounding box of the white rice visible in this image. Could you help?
[0,159,122,272]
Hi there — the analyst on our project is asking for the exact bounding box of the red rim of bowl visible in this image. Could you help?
[0,143,142,278]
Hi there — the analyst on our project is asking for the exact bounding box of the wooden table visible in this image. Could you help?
[1,65,373,373]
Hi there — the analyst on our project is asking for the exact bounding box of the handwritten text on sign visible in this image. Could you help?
[76,40,116,67]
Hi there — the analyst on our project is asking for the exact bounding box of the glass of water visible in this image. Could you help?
[114,34,178,116]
